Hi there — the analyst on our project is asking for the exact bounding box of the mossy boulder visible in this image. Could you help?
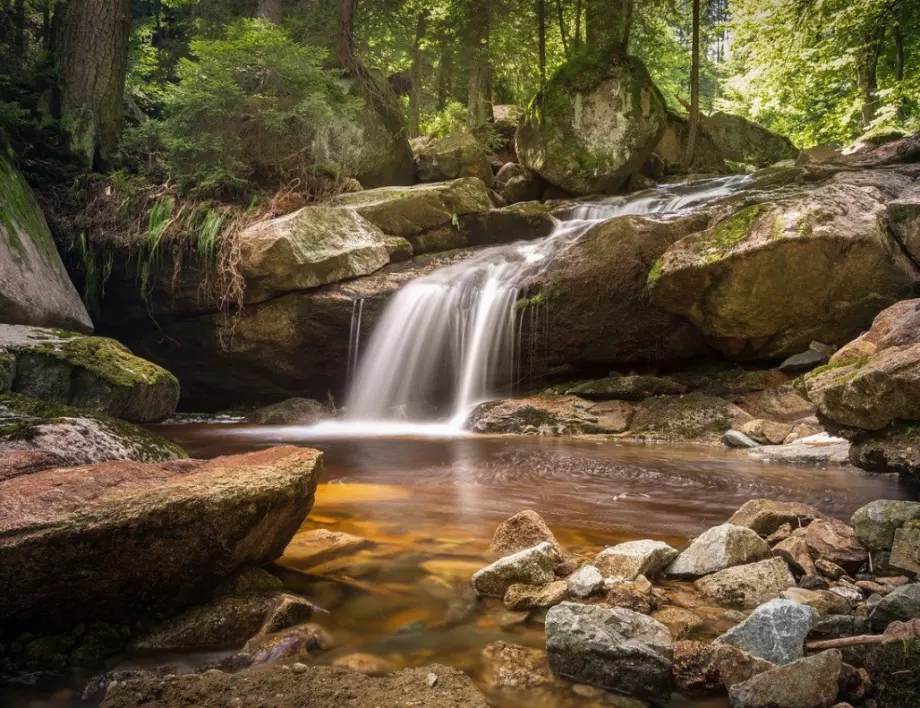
[865,638,920,707]
[516,52,667,195]
[850,424,920,480]
[0,393,186,465]
[706,113,798,167]
[566,375,688,401]
[652,110,727,175]
[415,133,494,187]
[0,325,179,423]
[466,395,634,436]
[0,153,92,333]
[247,397,328,425]
[887,185,920,263]
[629,393,752,444]
[796,299,920,431]
[0,445,321,633]
[649,180,919,359]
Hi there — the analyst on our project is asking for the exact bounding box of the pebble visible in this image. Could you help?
[426,672,438,687]
[292,663,307,674]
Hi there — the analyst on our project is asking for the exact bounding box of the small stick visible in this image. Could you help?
[807,635,887,650]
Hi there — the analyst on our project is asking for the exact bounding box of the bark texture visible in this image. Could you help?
[465,0,492,129]
[256,0,283,23]
[58,0,132,169]
[585,0,632,54]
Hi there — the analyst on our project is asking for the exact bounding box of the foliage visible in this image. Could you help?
[158,19,356,198]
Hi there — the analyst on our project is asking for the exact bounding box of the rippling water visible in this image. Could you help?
[4,426,916,708]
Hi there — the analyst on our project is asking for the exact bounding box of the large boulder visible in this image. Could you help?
[415,133,494,187]
[851,499,920,551]
[0,153,92,333]
[0,325,179,423]
[887,185,920,262]
[101,664,490,708]
[0,394,186,466]
[706,112,798,167]
[797,299,920,430]
[545,601,673,703]
[850,423,920,479]
[649,181,919,359]
[628,393,752,444]
[516,53,667,195]
[466,394,634,435]
[652,110,727,175]
[0,446,321,632]
[522,212,712,372]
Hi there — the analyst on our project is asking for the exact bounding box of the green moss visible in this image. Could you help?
[515,293,546,311]
[647,257,665,284]
[0,153,59,265]
[866,638,920,707]
[703,204,770,255]
[799,356,869,382]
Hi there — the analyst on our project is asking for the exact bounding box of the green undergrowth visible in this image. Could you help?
[701,203,771,261]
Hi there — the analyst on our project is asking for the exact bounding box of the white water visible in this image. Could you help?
[309,175,751,437]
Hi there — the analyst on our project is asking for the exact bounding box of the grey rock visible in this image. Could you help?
[779,343,834,375]
[728,500,825,537]
[666,523,772,578]
[747,434,851,466]
[696,557,796,610]
[891,521,920,575]
[714,598,818,665]
[869,583,920,631]
[809,615,870,640]
[471,542,555,598]
[851,500,920,551]
[594,540,679,581]
[725,430,760,448]
[545,601,673,704]
[728,649,842,708]
[567,565,605,598]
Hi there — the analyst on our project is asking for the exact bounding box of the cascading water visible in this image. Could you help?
[320,175,752,435]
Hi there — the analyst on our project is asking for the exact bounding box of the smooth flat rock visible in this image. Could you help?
[666,523,772,578]
[595,540,679,581]
[0,446,321,632]
[696,558,796,610]
[282,529,373,568]
[471,542,555,598]
[714,598,818,665]
[747,434,851,466]
[545,601,673,704]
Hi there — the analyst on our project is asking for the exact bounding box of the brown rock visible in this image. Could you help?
[803,519,869,570]
[773,537,818,576]
[651,607,705,639]
[738,419,794,445]
[282,529,373,568]
[816,559,849,580]
[0,450,67,481]
[503,580,568,611]
[780,587,851,616]
[331,653,399,674]
[728,499,825,537]
[672,641,774,695]
[481,641,559,688]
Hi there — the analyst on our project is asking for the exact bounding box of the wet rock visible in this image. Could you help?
[415,134,493,187]
[466,395,634,436]
[489,510,566,566]
[594,540,679,581]
[728,649,842,708]
[504,580,568,610]
[605,577,664,615]
[501,174,542,205]
[238,623,333,666]
[737,419,793,446]
[650,181,918,360]
[673,641,774,694]
[481,641,559,688]
[246,398,328,425]
[0,325,179,423]
[728,499,825,537]
[696,558,796,610]
[747,434,851,466]
[809,615,870,640]
[891,521,920,575]
[545,601,673,704]
[565,375,687,401]
[869,583,920,631]
[725,430,760,448]
[666,523,772,578]
[773,537,818,577]
[471,542,555,598]
[100,664,490,708]
[283,529,374,568]
[567,565,605,598]
[803,519,869,570]
[651,607,704,640]
[0,446,321,635]
[779,342,835,375]
[214,569,284,597]
[629,393,752,445]
[851,500,920,551]
[850,423,920,479]
[331,653,399,674]
[780,588,851,616]
[714,598,817,664]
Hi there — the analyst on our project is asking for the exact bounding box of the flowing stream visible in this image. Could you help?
[332,175,751,433]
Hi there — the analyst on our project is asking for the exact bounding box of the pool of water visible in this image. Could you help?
[4,425,916,708]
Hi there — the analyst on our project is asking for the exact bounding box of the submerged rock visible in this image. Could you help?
[100,664,490,708]
[666,523,772,578]
[545,601,673,704]
[728,649,842,708]
[0,446,321,633]
[246,398,328,425]
[0,153,92,333]
[0,325,179,423]
[481,641,559,689]
[282,528,374,568]
[471,542,555,598]
[695,557,796,610]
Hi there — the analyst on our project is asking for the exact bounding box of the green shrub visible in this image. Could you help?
[421,100,468,139]
[160,19,357,198]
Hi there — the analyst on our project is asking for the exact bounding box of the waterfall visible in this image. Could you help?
[329,175,751,433]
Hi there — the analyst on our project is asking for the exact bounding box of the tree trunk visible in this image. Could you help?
[437,44,454,110]
[585,0,632,54]
[336,0,358,71]
[12,0,25,58]
[465,0,491,129]
[574,0,582,47]
[894,23,904,81]
[58,0,132,170]
[256,0,283,24]
[684,0,701,168]
[408,10,428,138]
[538,0,546,94]
[555,0,569,55]
[859,25,886,130]
[42,1,52,53]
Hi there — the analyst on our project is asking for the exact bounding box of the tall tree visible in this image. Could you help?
[585,0,632,53]
[465,0,491,129]
[256,0,283,24]
[408,8,428,138]
[538,0,546,93]
[58,0,132,169]
[685,0,701,167]
[859,25,886,129]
